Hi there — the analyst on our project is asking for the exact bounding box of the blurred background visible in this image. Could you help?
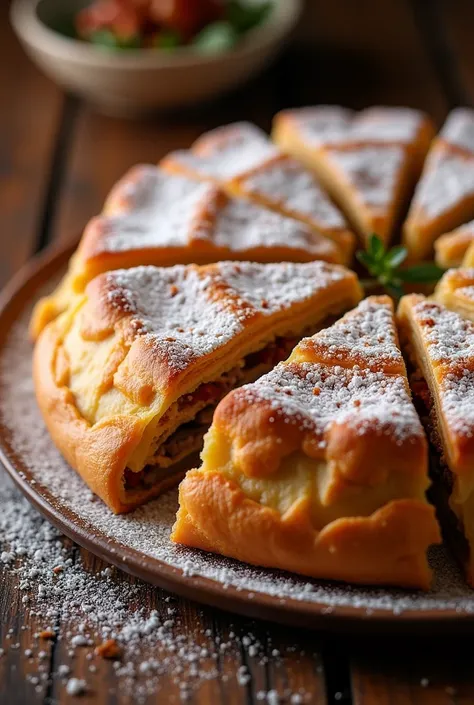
[0,0,470,282]
[1,4,474,702]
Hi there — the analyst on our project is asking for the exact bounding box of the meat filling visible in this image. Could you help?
[123,334,302,493]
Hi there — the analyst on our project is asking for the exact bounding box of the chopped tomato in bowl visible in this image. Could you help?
[75,0,271,53]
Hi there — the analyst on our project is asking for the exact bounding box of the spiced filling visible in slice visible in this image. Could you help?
[123,333,304,494]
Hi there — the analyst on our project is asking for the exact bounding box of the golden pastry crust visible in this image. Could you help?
[404,109,474,261]
[463,238,474,267]
[161,122,355,259]
[175,472,438,589]
[434,220,474,268]
[30,165,343,339]
[161,122,278,184]
[173,296,440,589]
[433,267,474,321]
[272,106,434,247]
[397,294,474,584]
[34,261,362,513]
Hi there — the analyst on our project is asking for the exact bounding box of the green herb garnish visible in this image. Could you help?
[153,30,183,51]
[89,30,141,50]
[356,234,445,299]
[192,21,239,54]
[226,1,272,33]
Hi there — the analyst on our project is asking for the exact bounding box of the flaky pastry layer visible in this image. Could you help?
[34,261,361,513]
[30,164,343,339]
[398,294,474,585]
[433,267,474,322]
[273,106,434,247]
[434,221,474,268]
[161,122,355,260]
[404,109,474,261]
[173,297,440,589]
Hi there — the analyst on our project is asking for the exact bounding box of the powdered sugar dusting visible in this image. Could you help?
[106,262,347,371]
[288,106,423,147]
[413,151,474,219]
[441,108,474,154]
[234,362,421,447]
[165,123,347,238]
[284,106,353,146]
[211,198,337,256]
[451,285,474,301]
[1,294,474,617]
[347,107,424,143]
[166,122,278,181]
[439,369,474,440]
[98,167,214,252]
[412,299,474,364]
[0,473,295,703]
[411,299,474,438]
[302,297,403,370]
[90,165,338,261]
[327,145,404,209]
[241,158,347,230]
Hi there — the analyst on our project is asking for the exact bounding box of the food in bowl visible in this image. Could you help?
[72,0,272,53]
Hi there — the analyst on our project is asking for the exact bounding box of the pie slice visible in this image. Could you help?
[398,294,474,585]
[30,166,342,339]
[161,122,355,259]
[272,106,434,247]
[434,219,474,268]
[463,236,474,268]
[34,260,362,513]
[433,267,474,321]
[173,296,440,589]
[404,109,474,261]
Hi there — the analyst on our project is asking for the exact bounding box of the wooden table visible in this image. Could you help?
[2,1,474,702]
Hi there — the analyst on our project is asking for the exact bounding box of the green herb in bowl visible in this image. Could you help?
[74,0,273,54]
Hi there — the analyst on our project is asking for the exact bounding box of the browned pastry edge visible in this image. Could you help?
[397,295,474,586]
[172,471,440,590]
[172,295,442,589]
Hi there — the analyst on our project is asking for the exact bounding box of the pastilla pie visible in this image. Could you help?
[434,220,474,268]
[404,109,474,261]
[30,166,342,339]
[34,260,361,513]
[161,121,355,259]
[433,267,474,321]
[173,296,440,589]
[398,292,474,584]
[272,106,434,247]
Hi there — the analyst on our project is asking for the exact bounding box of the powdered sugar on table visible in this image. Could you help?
[1,283,474,620]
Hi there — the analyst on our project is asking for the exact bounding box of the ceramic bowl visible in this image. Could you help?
[11,0,302,116]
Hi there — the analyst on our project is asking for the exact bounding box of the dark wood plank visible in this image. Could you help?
[32,43,329,705]
[305,1,463,702]
[352,637,474,705]
[0,4,64,285]
[3,2,469,703]
[288,0,448,122]
[439,0,474,106]
[42,548,328,705]
[0,9,66,704]
[0,563,55,704]
[51,71,277,247]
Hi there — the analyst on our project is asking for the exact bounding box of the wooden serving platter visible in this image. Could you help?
[2,243,474,633]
